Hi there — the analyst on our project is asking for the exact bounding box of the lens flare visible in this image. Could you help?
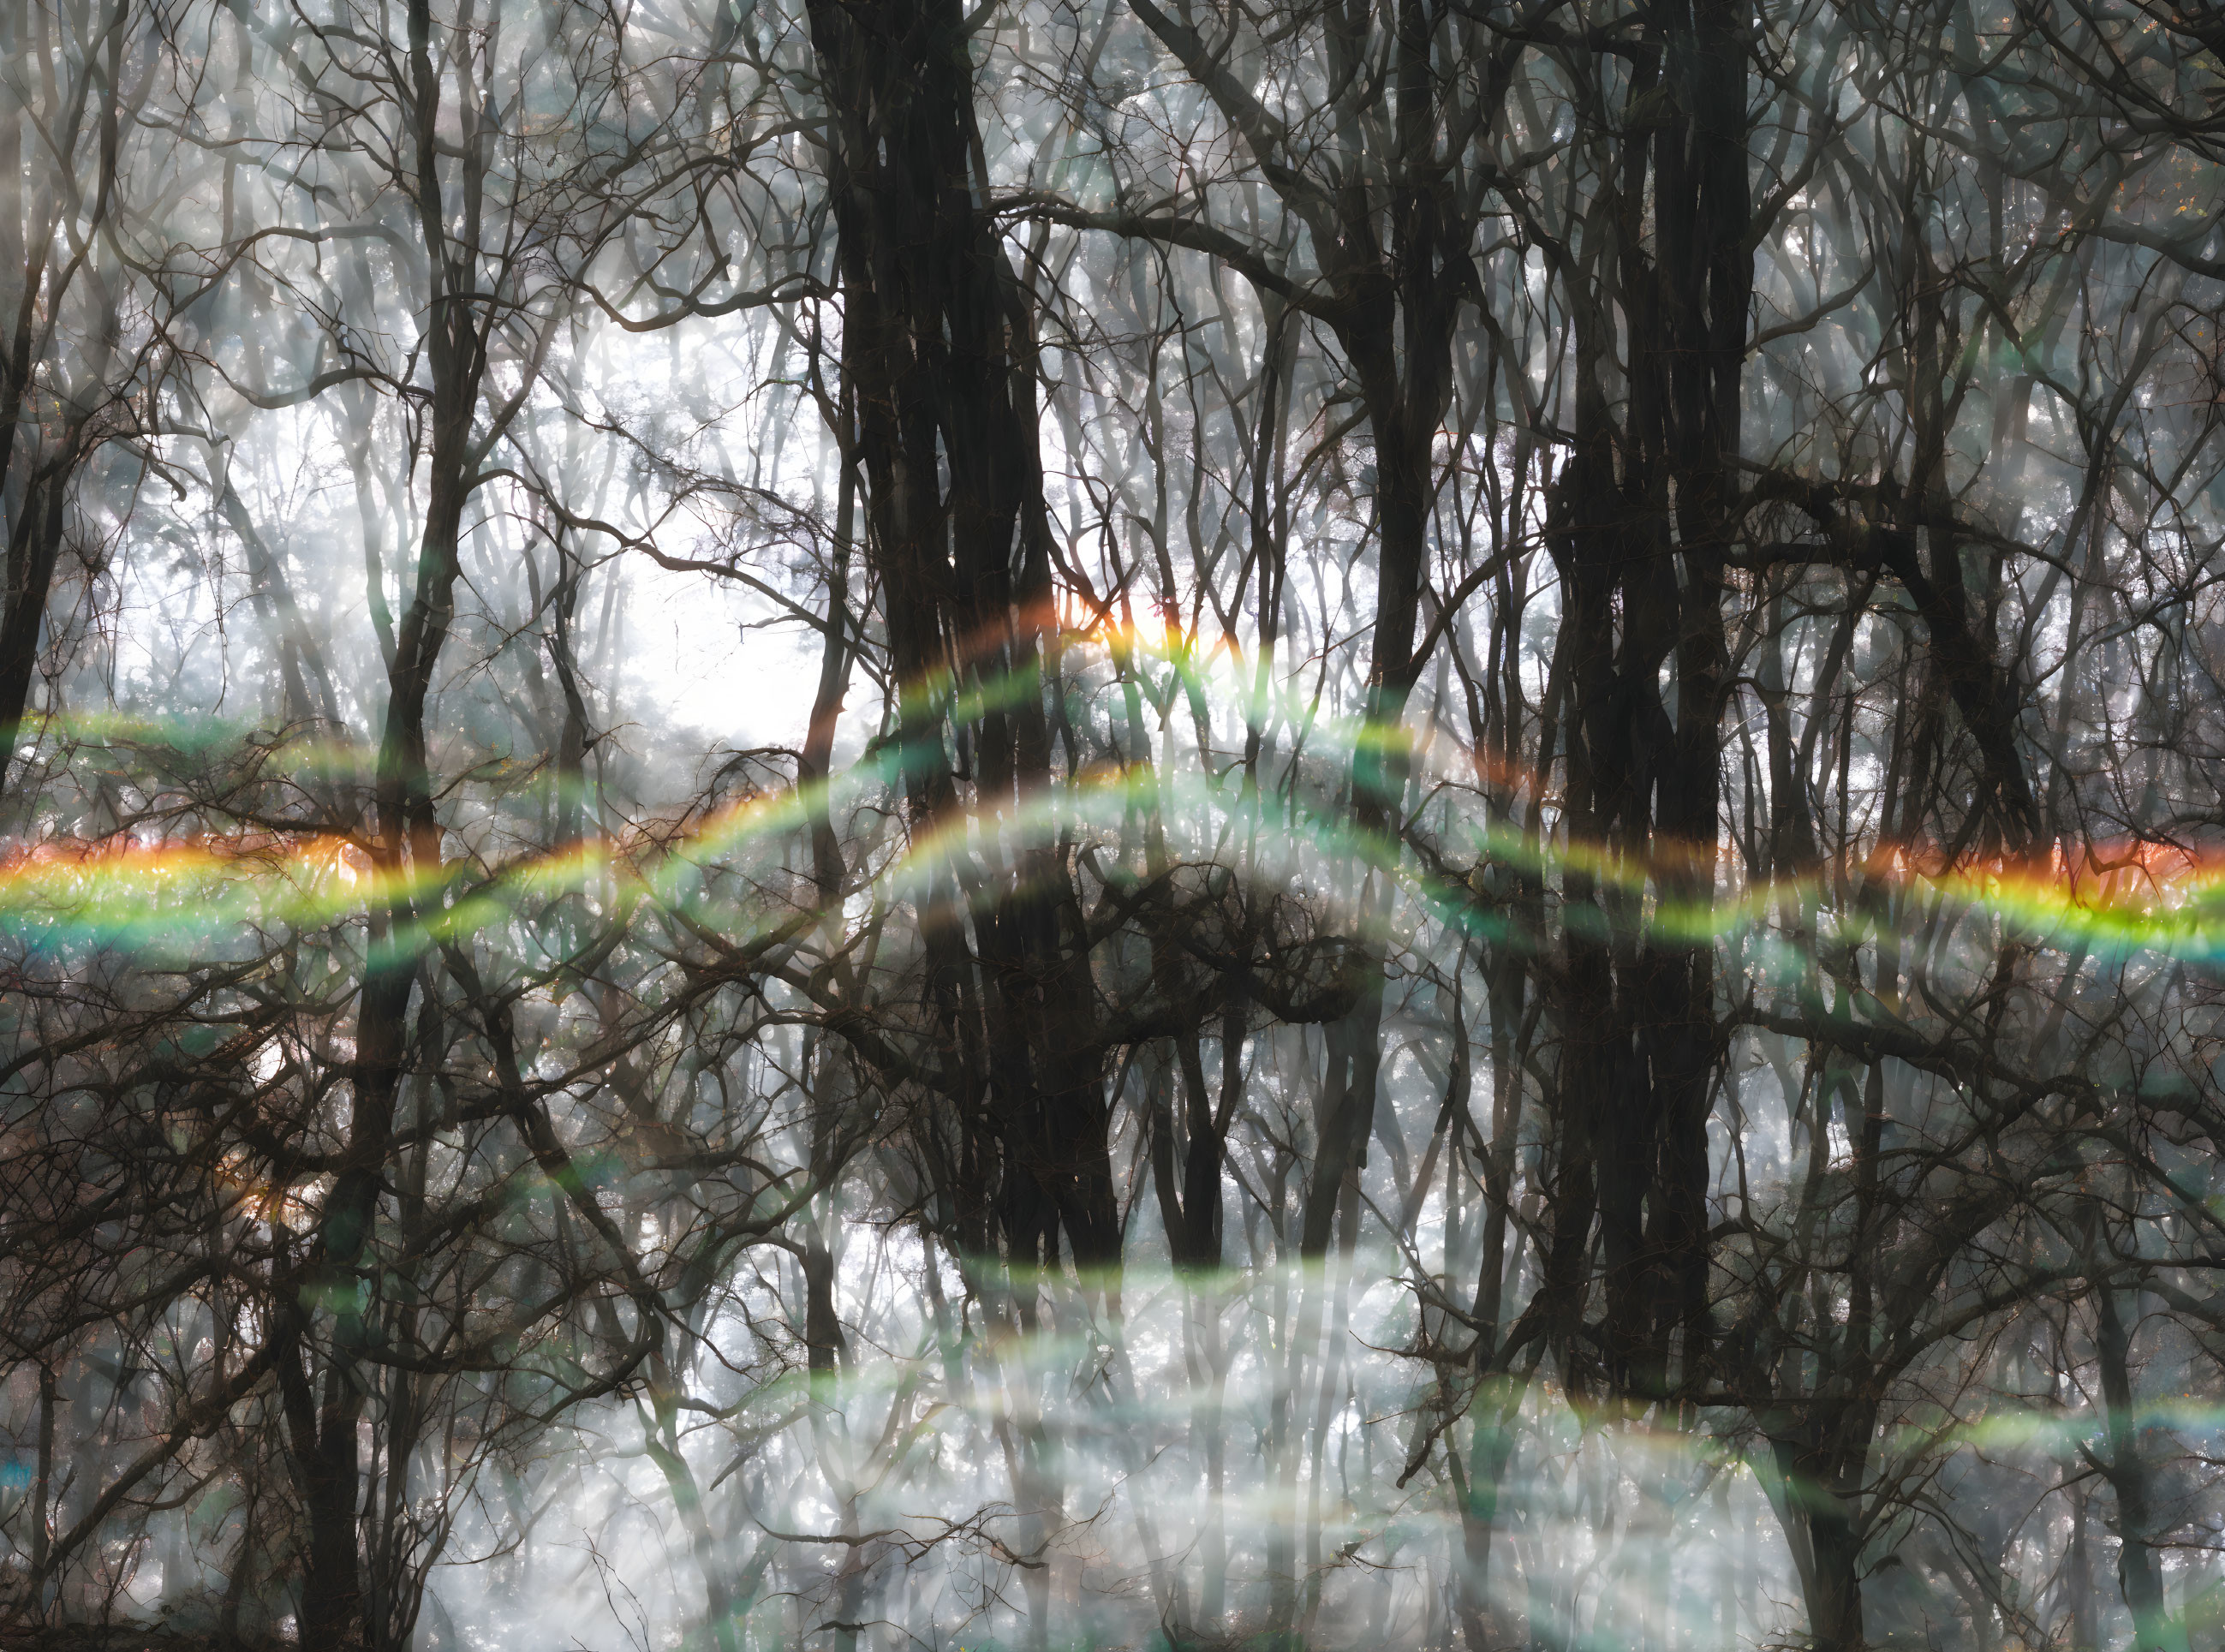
[1,641,2220,976]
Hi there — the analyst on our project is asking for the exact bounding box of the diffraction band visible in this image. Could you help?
[0,626,2217,966]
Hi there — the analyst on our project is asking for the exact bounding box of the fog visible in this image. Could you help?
[2,0,2223,1649]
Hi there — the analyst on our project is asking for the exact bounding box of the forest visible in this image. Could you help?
[0,0,2222,1648]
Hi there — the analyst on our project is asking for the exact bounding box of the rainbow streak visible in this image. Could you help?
[0,642,2220,969]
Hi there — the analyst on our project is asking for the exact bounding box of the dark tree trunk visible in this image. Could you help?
[295,0,491,1635]
[1768,1403,1876,1652]
[2096,1285,2187,1652]
[805,0,1119,1295]
[0,474,68,790]
[0,0,128,798]
[1507,0,1751,1404]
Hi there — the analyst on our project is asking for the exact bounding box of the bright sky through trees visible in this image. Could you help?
[2,2,2223,1650]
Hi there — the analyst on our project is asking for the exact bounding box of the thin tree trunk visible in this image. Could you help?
[27,1358,55,1620]
[2096,1285,2187,1652]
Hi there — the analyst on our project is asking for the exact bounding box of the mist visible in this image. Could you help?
[2,1,2223,1649]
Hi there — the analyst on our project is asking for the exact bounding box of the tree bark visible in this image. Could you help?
[2096,1285,2188,1652]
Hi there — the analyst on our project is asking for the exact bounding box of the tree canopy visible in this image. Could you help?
[1,0,2223,1649]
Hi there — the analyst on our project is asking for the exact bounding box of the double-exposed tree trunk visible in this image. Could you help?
[1506,0,1751,1406]
[1761,1398,1877,1652]
[0,0,134,796]
[805,0,1119,1298]
[2094,1285,2189,1652]
[294,1,492,1637]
